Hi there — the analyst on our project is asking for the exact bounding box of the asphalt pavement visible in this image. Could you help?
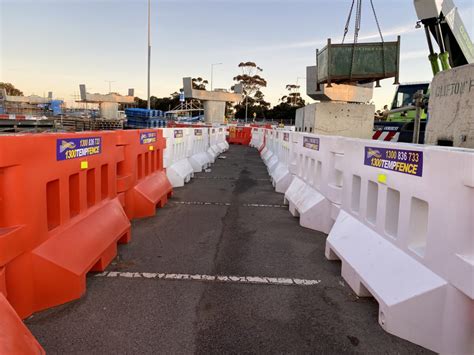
[26,145,432,354]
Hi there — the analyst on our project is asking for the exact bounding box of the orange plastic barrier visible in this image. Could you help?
[0,132,131,319]
[0,267,6,296]
[116,130,173,219]
[0,294,45,355]
[228,127,252,146]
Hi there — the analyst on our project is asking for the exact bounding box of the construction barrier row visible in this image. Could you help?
[162,126,228,187]
[254,128,474,354]
[0,128,182,352]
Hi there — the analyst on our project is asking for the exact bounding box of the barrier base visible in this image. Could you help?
[129,170,173,219]
[206,151,216,164]
[284,177,336,234]
[0,294,45,355]
[271,163,293,194]
[7,198,131,319]
[166,159,194,188]
[325,210,463,354]
[207,147,217,162]
[189,152,211,173]
[261,148,273,164]
[267,155,279,175]
[217,142,227,153]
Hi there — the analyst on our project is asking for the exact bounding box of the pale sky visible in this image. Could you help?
[1,0,473,109]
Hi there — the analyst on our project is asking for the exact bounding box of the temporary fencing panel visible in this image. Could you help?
[187,128,211,173]
[270,131,295,194]
[116,130,173,219]
[217,127,229,152]
[0,132,131,319]
[0,267,6,296]
[260,130,275,167]
[265,131,280,174]
[228,126,252,146]
[250,127,264,149]
[162,128,194,187]
[253,130,474,353]
[325,140,473,354]
[208,128,220,162]
[284,133,343,234]
[0,293,45,354]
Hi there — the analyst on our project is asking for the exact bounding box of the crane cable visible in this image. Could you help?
[342,0,356,44]
[370,0,384,43]
[342,0,385,44]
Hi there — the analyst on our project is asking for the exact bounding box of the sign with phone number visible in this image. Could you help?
[140,132,157,145]
[303,137,320,151]
[364,147,423,177]
[57,137,101,161]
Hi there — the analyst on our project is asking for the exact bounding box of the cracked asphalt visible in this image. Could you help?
[26,145,432,354]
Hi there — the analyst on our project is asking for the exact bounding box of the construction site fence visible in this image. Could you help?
[254,127,473,354]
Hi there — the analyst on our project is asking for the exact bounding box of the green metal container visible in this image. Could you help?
[317,36,401,86]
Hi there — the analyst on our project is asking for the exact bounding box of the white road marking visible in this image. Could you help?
[194,176,271,182]
[95,271,321,287]
[172,201,287,209]
[173,201,231,207]
[242,203,287,209]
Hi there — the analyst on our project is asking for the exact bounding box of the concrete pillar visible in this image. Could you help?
[203,101,226,124]
[100,102,119,120]
[296,102,375,139]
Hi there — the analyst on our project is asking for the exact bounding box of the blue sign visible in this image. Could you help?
[140,132,157,144]
[57,137,102,161]
[303,136,320,151]
[364,147,424,177]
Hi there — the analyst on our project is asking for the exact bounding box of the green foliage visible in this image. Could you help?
[192,77,209,90]
[0,82,23,96]
[281,84,305,107]
[134,92,181,111]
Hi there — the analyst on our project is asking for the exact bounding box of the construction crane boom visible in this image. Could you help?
[414,0,474,75]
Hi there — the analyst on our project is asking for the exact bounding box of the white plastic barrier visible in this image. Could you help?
[187,128,211,173]
[269,131,296,194]
[261,130,276,167]
[250,128,263,149]
[207,127,220,162]
[265,131,280,174]
[162,128,194,187]
[253,130,474,353]
[284,133,344,234]
[216,127,229,152]
[324,140,474,354]
[249,127,263,149]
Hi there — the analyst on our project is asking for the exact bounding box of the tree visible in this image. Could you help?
[0,82,23,96]
[134,92,181,112]
[281,84,305,107]
[233,62,268,121]
[192,77,208,90]
[265,84,306,124]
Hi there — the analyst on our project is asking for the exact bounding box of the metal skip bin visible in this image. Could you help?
[317,36,400,86]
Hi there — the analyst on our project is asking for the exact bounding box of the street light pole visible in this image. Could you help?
[147,0,151,110]
[210,63,222,91]
[105,80,115,94]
